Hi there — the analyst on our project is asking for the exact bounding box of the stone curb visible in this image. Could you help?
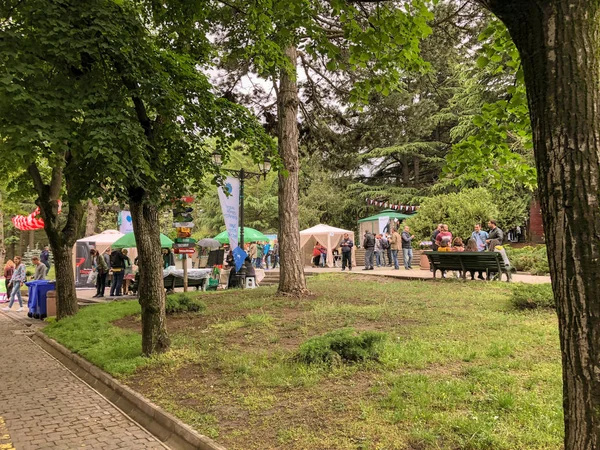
[32,331,226,450]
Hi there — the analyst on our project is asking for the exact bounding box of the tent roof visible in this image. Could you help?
[300,224,353,235]
[358,209,414,223]
[77,230,124,244]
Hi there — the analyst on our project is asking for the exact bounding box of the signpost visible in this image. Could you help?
[173,198,195,292]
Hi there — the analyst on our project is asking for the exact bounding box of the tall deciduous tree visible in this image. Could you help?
[212,0,432,295]
[474,1,600,447]
[1,0,273,351]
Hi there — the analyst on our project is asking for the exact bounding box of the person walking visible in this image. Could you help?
[110,248,126,297]
[32,256,47,280]
[390,228,401,270]
[2,260,15,303]
[486,220,504,245]
[40,246,51,271]
[91,249,109,298]
[340,233,354,271]
[3,256,26,312]
[362,231,375,270]
[401,226,415,270]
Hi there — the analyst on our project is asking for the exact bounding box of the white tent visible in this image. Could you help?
[300,224,356,268]
[77,230,124,255]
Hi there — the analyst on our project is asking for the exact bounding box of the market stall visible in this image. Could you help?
[300,224,355,268]
[74,230,124,287]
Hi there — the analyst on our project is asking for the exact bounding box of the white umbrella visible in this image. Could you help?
[197,238,221,249]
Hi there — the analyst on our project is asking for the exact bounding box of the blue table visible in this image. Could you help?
[25,280,56,319]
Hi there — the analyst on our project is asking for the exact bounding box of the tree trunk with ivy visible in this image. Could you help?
[477,1,600,447]
[129,188,170,356]
[276,45,309,296]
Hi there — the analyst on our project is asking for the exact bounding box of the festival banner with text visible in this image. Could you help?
[217,176,240,249]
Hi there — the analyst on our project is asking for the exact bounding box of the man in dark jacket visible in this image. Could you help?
[340,233,354,271]
[486,220,504,245]
[362,231,375,270]
[110,248,126,296]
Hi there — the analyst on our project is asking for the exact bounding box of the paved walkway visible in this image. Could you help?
[301,266,550,284]
[0,311,167,450]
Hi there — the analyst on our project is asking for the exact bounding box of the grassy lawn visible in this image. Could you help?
[44,274,563,449]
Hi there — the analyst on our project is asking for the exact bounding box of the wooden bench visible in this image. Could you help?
[424,251,514,282]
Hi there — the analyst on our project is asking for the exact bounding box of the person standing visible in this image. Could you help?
[256,242,264,269]
[362,231,375,270]
[122,249,133,295]
[249,242,258,268]
[110,248,126,297]
[312,242,322,268]
[40,246,51,271]
[91,249,109,298]
[486,220,504,245]
[471,224,489,252]
[401,226,415,270]
[431,224,442,251]
[374,234,383,267]
[340,233,354,271]
[380,233,389,266]
[3,256,26,312]
[103,248,112,271]
[263,241,271,269]
[2,260,15,303]
[319,243,327,267]
[435,224,453,247]
[32,256,47,280]
[390,228,401,270]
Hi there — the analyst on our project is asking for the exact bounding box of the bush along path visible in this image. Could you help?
[44,274,563,450]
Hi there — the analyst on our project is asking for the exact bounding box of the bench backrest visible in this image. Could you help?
[424,251,507,272]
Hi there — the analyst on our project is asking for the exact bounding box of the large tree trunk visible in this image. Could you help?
[85,199,98,237]
[50,241,79,319]
[479,1,600,448]
[129,188,170,356]
[276,46,309,296]
[28,163,82,319]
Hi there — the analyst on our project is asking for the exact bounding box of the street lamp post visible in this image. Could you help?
[212,151,271,285]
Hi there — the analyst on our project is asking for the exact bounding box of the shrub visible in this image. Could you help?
[504,245,549,275]
[165,292,206,314]
[510,284,555,310]
[405,188,499,242]
[296,328,387,365]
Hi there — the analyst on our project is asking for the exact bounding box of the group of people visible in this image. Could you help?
[361,226,416,271]
[1,254,49,312]
[248,240,279,269]
[89,247,135,298]
[431,220,510,279]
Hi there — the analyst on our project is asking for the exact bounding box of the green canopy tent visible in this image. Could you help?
[358,209,415,236]
[213,227,269,244]
[111,232,174,249]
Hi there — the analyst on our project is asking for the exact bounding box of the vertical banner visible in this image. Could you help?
[378,216,389,234]
[217,176,240,249]
[118,211,134,233]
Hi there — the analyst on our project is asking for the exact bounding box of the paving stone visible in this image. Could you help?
[0,313,167,449]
